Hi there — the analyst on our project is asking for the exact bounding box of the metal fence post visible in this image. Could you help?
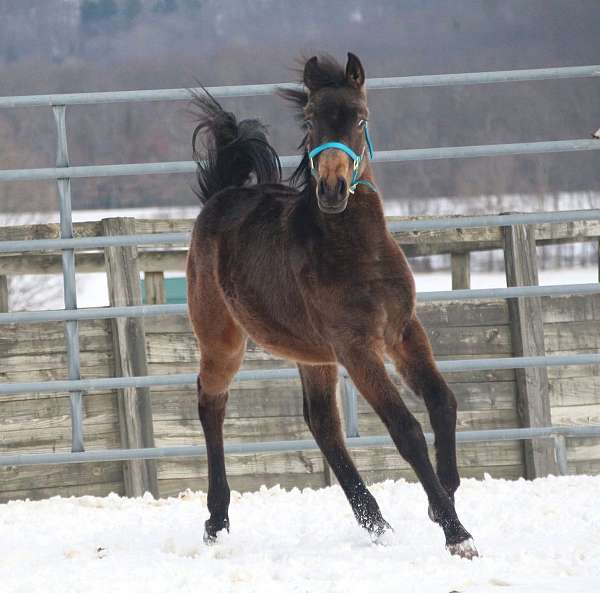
[340,372,360,438]
[554,435,569,476]
[52,104,84,453]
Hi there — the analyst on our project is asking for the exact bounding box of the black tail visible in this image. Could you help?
[191,89,282,204]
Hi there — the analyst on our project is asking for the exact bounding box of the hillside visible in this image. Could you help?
[0,0,599,212]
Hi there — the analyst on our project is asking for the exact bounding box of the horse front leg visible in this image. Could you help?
[387,317,460,504]
[196,338,245,543]
[198,382,230,543]
[297,363,391,538]
[338,345,478,559]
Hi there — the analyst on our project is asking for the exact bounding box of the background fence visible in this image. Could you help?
[1,65,600,501]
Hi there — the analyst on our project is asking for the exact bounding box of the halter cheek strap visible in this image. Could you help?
[307,124,377,194]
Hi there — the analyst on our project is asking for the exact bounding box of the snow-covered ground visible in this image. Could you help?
[1,476,599,593]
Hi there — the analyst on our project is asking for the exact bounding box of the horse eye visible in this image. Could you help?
[358,119,367,128]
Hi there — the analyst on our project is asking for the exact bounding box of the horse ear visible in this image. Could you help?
[303,56,320,91]
[345,52,365,89]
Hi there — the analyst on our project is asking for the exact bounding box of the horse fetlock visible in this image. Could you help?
[354,503,391,537]
[441,518,477,559]
[436,464,460,496]
[203,516,230,545]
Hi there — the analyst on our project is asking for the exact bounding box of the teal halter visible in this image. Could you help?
[308,123,377,194]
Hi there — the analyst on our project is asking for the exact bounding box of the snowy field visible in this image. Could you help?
[2,475,600,593]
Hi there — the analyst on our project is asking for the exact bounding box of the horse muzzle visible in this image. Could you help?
[316,176,349,214]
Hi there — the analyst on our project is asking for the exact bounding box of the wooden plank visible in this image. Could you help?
[144,271,166,305]
[551,404,600,426]
[0,391,117,432]
[0,481,124,504]
[572,459,600,476]
[357,379,517,414]
[0,220,103,242]
[158,473,326,498]
[565,438,600,462]
[503,223,558,478]
[1,350,113,378]
[359,408,519,436]
[0,275,7,312]
[541,294,600,324]
[544,321,600,352]
[134,219,194,234]
[547,363,600,381]
[0,461,123,494]
[157,450,325,480]
[451,252,470,289]
[549,376,600,407]
[0,333,112,359]
[0,428,120,455]
[0,250,188,275]
[144,325,513,369]
[417,299,509,327]
[361,464,524,485]
[351,441,523,472]
[103,217,158,498]
[153,415,313,445]
[151,382,304,420]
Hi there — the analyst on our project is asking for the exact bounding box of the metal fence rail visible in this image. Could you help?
[1,426,598,477]
[2,353,600,396]
[1,64,598,107]
[2,139,600,182]
[2,208,600,254]
[0,63,599,476]
[2,282,600,325]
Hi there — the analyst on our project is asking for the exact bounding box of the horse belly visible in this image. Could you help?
[224,292,335,365]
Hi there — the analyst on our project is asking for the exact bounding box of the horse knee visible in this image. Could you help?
[197,375,228,410]
[199,351,242,396]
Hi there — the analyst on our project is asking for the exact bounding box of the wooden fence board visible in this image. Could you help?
[2,215,600,500]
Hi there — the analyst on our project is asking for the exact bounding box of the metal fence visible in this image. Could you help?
[1,64,600,475]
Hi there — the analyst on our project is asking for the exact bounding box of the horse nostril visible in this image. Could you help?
[337,177,347,196]
[318,178,327,197]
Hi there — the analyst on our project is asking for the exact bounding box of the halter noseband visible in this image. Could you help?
[307,123,377,194]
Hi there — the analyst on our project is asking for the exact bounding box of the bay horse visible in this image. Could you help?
[187,53,478,559]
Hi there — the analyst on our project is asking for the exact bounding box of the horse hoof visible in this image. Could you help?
[203,527,217,545]
[203,518,229,545]
[369,520,393,544]
[446,537,478,560]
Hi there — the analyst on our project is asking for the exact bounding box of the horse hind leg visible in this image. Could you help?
[387,317,460,503]
[338,343,477,558]
[190,294,246,543]
[297,363,391,539]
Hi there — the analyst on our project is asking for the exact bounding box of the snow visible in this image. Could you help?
[413,266,598,292]
[2,475,600,593]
